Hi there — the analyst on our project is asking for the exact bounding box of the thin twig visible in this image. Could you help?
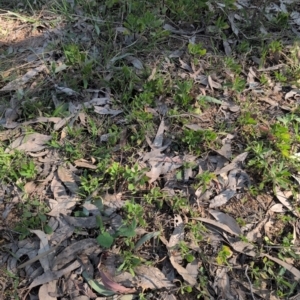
[245,265,256,300]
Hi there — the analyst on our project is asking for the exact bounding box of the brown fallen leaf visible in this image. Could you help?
[53,239,100,271]
[7,133,52,153]
[135,265,175,290]
[74,159,97,169]
[57,166,79,194]
[99,270,136,294]
[169,256,197,286]
[29,260,81,289]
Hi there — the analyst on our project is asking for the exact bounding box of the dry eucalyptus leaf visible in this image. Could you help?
[57,166,78,194]
[1,65,46,91]
[38,281,57,300]
[94,106,123,116]
[53,239,99,271]
[29,260,81,289]
[209,210,241,235]
[169,256,197,286]
[214,152,248,175]
[63,215,99,229]
[192,217,239,236]
[30,230,51,272]
[8,133,51,153]
[135,265,175,290]
[74,159,97,169]
[209,189,236,208]
[275,186,298,217]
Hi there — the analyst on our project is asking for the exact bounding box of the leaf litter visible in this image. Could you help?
[2,1,300,299]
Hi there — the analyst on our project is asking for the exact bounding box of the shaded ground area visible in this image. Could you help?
[1,0,300,299]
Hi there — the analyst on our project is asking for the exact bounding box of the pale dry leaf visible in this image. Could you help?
[184,124,203,131]
[38,281,57,300]
[53,115,74,131]
[208,75,222,89]
[53,239,99,271]
[1,65,46,91]
[185,259,199,282]
[55,85,79,96]
[63,215,99,229]
[99,270,136,293]
[275,186,298,217]
[135,265,175,290]
[214,152,248,175]
[209,189,236,208]
[153,118,166,149]
[74,159,97,169]
[168,214,184,248]
[57,166,78,194]
[30,230,51,272]
[8,133,51,153]
[192,217,239,236]
[169,256,197,286]
[209,210,241,235]
[24,182,37,194]
[213,268,234,300]
[246,217,268,242]
[94,106,123,116]
[269,203,285,212]
[29,260,81,289]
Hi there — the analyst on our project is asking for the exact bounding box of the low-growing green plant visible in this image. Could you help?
[188,43,207,56]
[0,148,37,183]
[14,198,51,239]
[224,57,242,74]
[216,245,232,265]
[124,199,146,227]
[124,164,148,192]
[182,129,217,153]
[195,171,216,192]
[174,80,194,107]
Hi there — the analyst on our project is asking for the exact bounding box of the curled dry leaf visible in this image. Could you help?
[74,159,97,169]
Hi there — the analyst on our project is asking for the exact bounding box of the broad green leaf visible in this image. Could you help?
[96,232,114,248]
